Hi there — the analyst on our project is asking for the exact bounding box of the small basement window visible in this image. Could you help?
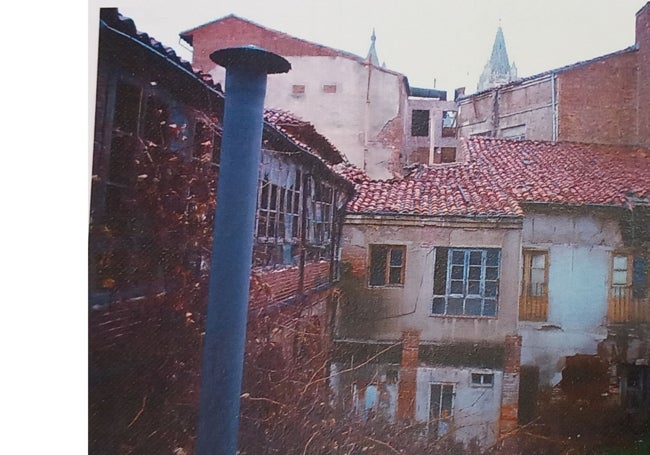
[292,84,306,96]
[322,84,337,93]
[471,372,494,387]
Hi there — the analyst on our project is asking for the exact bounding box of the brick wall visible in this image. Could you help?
[397,330,420,420]
[558,51,637,145]
[637,3,650,147]
[499,334,522,435]
[187,17,345,76]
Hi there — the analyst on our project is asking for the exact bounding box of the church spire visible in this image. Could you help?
[477,25,518,91]
[366,28,380,66]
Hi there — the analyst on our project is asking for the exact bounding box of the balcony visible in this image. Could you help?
[519,283,548,322]
[608,286,650,323]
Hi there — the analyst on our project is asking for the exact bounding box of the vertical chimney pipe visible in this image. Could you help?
[196,46,290,455]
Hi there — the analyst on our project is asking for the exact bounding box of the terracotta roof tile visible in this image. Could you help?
[264,108,344,164]
[344,137,650,217]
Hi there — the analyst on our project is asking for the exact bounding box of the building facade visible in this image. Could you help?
[458,3,650,148]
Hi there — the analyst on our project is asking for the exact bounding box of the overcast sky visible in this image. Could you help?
[90,0,646,95]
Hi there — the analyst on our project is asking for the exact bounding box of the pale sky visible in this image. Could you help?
[90,0,647,95]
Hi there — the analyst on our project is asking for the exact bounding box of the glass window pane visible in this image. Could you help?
[450,280,464,294]
[432,298,446,314]
[451,265,464,279]
[390,248,403,266]
[485,281,498,297]
[613,256,628,270]
[468,280,480,294]
[430,384,442,418]
[531,268,545,286]
[469,266,481,280]
[613,270,628,285]
[486,266,499,281]
[441,385,454,414]
[389,267,402,285]
[466,298,482,315]
[469,251,483,265]
[531,253,546,269]
[486,249,500,266]
[483,299,497,316]
[447,298,463,315]
[452,250,465,264]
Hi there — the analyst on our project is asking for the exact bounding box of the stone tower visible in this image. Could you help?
[477,26,518,91]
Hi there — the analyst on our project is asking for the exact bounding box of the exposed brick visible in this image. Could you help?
[398,330,420,420]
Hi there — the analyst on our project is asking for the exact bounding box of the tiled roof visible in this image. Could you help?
[345,137,650,217]
[264,109,344,164]
[100,8,222,92]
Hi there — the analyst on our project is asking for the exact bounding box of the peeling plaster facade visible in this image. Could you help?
[334,214,523,447]
[338,215,521,342]
[180,16,411,180]
[519,209,628,385]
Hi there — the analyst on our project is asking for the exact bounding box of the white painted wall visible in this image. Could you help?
[210,56,406,179]
[415,366,503,447]
[520,211,624,385]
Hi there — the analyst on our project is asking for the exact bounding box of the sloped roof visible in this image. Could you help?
[264,109,344,164]
[179,14,407,79]
[99,9,346,172]
[100,8,219,90]
[343,137,650,217]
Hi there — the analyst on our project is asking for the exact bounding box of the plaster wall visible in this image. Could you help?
[339,217,522,343]
[209,56,405,179]
[415,366,503,447]
[520,211,624,385]
[457,77,555,141]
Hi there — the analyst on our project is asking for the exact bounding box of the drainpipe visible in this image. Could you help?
[195,46,290,455]
[551,72,558,141]
[364,61,372,172]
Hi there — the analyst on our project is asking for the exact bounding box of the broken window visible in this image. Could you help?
[429,383,454,437]
[305,178,336,262]
[441,111,457,138]
[519,250,549,321]
[411,109,430,137]
[432,248,500,317]
[471,372,494,387]
[255,154,303,267]
[434,147,457,164]
[369,245,406,287]
[608,254,649,322]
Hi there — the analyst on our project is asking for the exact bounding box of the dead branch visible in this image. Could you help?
[365,436,401,454]
[127,396,147,428]
[301,431,318,455]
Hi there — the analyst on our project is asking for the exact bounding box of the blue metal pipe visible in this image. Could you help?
[196,47,290,455]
